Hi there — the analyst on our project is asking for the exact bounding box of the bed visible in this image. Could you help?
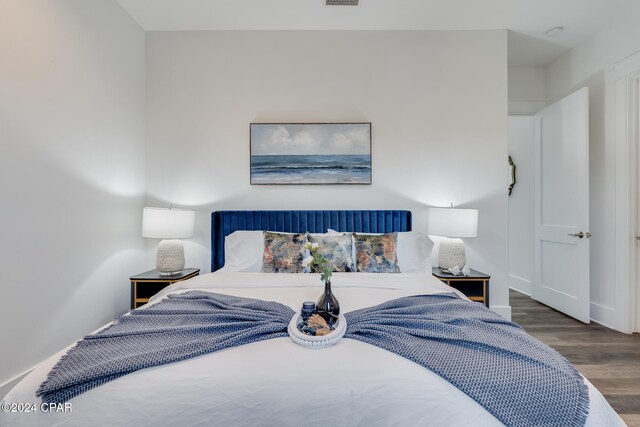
[0,210,625,427]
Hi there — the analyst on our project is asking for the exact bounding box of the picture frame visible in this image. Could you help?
[250,123,372,185]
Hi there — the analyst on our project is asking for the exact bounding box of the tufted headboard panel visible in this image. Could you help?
[211,210,412,271]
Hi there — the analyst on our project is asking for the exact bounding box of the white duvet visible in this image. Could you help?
[1,271,625,426]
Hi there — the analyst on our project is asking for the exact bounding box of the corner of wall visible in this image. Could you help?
[491,305,512,321]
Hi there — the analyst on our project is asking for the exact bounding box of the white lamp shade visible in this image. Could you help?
[142,207,195,239]
[427,208,478,238]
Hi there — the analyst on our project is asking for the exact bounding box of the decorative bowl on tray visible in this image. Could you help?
[287,313,346,348]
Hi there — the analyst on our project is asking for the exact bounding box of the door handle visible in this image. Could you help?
[567,232,591,239]
[508,156,516,196]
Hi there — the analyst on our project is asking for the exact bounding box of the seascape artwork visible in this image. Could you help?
[250,123,372,185]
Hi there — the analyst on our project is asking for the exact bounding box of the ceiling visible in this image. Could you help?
[116,0,635,66]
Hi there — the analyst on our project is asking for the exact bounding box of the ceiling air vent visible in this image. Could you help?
[326,0,359,5]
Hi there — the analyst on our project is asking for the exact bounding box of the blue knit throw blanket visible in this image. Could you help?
[345,294,589,427]
[37,292,588,427]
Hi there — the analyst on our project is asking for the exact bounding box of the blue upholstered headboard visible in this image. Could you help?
[211,210,412,271]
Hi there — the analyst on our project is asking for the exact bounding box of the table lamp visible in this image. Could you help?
[427,207,478,269]
[142,207,195,275]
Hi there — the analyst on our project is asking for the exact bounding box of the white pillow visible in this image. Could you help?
[222,230,264,272]
[327,229,434,273]
[223,230,323,272]
[397,231,434,272]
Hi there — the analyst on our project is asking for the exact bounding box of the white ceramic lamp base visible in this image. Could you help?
[438,237,466,269]
[156,239,185,275]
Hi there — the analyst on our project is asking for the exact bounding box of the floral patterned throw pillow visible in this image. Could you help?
[307,234,355,272]
[354,233,400,273]
[262,232,307,273]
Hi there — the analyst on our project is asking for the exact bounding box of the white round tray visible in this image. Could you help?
[287,313,346,348]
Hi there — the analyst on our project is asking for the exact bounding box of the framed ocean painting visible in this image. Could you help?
[250,123,372,185]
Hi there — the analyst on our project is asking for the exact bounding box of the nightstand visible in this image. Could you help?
[130,268,200,309]
[432,267,490,307]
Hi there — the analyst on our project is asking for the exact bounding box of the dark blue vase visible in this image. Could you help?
[316,281,340,327]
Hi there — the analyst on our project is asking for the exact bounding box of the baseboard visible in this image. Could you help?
[490,305,512,321]
[508,274,531,296]
[590,301,626,333]
[0,369,33,401]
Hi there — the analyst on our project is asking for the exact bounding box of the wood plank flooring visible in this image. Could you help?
[510,290,640,426]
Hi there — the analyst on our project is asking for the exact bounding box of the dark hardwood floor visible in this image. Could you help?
[510,289,640,427]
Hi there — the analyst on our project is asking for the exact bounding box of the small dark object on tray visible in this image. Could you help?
[301,301,316,321]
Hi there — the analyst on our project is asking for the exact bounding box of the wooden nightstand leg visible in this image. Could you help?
[132,281,137,309]
[483,280,488,307]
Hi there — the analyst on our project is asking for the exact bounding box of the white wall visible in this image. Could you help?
[145,30,511,318]
[0,0,146,390]
[508,116,534,295]
[508,66,547,114]
[506,66,541,292]
[546,2,640,331]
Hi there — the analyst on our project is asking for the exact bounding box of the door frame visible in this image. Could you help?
[615,51,640,333]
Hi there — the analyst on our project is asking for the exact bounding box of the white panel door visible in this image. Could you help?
[533,87,590,323]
